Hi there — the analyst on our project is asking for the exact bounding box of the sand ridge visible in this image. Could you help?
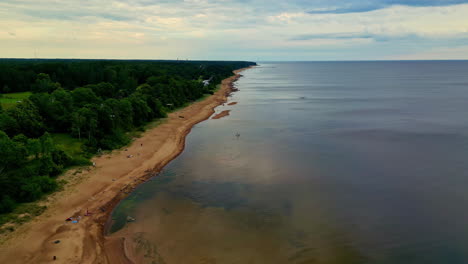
[211,110,231,119]
[0,67,251,264]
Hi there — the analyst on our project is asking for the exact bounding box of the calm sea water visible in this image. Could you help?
[111,61,468,264]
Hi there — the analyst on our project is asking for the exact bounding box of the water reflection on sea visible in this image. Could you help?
[111,61,468,264]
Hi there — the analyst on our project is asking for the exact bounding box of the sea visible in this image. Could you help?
[110,61,468,264]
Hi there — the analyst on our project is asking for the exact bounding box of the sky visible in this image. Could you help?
[1,0,468,61]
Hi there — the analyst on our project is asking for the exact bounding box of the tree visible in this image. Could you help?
[71,110,86,141]
[0,112,19,136]
[51,88,73,111]
[0,131,26,173]
[32,73,61,93]
[39,132,54,156]
[150,98,166,118]
[71,107,97,141]
[33,176,57,193]
[19,181,42,202]
[129,94,152,126]
[6,99,45,138]
[50,88,74,131]
[12,134,28,146]
[86,82,116,98]
[72,87,101,108]
[27,138,41,159]
[0,195,15,213]
[3,85,11,93]
[51,149,71,168]
[104,68,117,83]
[136,84,152,95]
[103,98,133,130]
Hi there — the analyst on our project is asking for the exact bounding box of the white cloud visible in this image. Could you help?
[1,0,468,60]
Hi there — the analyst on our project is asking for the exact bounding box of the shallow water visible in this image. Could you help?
[111,61,468,264]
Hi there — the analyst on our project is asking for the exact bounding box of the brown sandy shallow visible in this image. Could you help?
[0,67,251,264]
[211,110,231,119]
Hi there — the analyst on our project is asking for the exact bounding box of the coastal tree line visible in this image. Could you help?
[0,59,255,214]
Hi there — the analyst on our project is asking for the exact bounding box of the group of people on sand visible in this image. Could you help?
[65,216,81,223]
[126,143,144,158]
[65,209,92,223]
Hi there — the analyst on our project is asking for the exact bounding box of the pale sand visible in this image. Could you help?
[0,67,251,264]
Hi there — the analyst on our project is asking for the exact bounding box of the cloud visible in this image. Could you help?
[289,32,468,43]
[290,33,375,41]
[1,0,468,60]
[307,0,468,14]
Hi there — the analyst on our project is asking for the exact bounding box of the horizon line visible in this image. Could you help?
[2,58,468,63]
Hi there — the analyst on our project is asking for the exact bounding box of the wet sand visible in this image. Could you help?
[0,67,251,264]
[111,193,291,264]
[211,110,231,119]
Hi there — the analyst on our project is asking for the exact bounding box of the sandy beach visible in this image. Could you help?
[0,67,250,264]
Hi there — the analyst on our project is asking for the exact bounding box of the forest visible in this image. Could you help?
[0,59,256,214]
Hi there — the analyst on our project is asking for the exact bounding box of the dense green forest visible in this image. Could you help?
[0,59,256,214]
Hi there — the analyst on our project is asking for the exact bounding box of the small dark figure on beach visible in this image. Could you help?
[141,143,143,147]
[53,256,56,260]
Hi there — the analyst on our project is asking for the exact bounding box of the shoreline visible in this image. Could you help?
[0,67,251,263]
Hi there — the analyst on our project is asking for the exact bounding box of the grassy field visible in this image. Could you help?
[0,92,32,109]
[51,133,84,159]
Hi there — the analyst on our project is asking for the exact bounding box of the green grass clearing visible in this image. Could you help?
[51,133,84,159]
[0,92,32,109]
